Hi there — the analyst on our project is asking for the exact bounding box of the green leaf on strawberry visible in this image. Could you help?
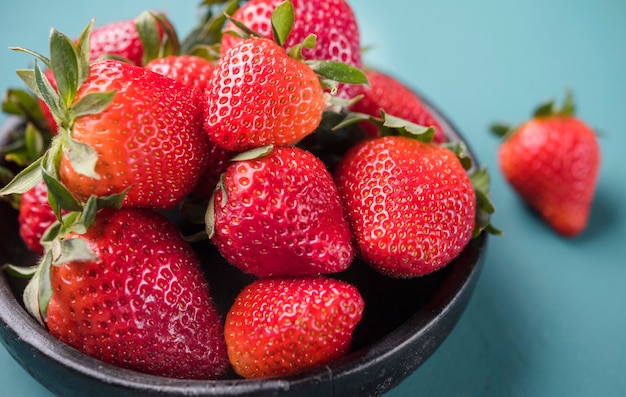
[470,168,502,237]
[182,0,239,55]
[271,0,295,47]
[0,157,43,196]
[136,11,181,65]
[334,110,435,142]
[50,30,83,107]
[23,251,53,325]
[306,59,369,86]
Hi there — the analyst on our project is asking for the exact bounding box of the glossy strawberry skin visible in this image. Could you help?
[335,136,476,277]
[46,208,230,380]
[58,59,210,209]
[211,146,354,277]
[221,0,362,69]
[499,116,599,236]
[221,0,362,101]
[144,54,230,200]
[18,181,57,254]
[225,276,364,379]
[89,16,163,65]
[144,55,215,92]
[350,69,447,143]
[205,37,325,152]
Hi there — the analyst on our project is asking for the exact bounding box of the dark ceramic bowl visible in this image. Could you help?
[0,96,488,397]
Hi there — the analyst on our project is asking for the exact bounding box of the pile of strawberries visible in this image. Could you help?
[2,0,601,384]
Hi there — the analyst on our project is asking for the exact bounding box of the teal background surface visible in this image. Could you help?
[1,1,625,396]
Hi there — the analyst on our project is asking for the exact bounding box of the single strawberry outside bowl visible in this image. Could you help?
[0,94,488,397]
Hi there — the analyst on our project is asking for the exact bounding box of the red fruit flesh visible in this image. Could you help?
[335,136,476,277]
[224,276,364,379]
[46,208,229,379]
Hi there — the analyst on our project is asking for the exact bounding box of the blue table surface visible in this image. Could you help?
[1,1,625,396]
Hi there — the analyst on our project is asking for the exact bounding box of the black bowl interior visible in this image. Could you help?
[0,94,488,397]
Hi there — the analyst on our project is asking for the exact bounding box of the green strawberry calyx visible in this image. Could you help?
[334,110,437,142]
[181,0,240,60]
[438,141,500,237]
[135,11,181,65]
[0,19,129,218]
[4,192,125,325]
[490,89,577,140]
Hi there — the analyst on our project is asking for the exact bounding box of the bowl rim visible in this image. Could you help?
[0,88,488,396]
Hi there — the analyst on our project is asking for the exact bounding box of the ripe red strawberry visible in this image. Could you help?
[2,21,210,211]
[38,12,178,135]
[40,208,229,379]
[143,54,231,200]
[55,59,210,208]
[224,276,364,379]
[334,136,477,277]
[89,11,176,65]
[89,18,144,65]
[350,69,447,143]
[18,181,58,254]
[491,92,600,236]
[144,55,215,92]
[221,0,363,101]
[205,37,325,151]
[221,0,362,70]
[208,146,354,277]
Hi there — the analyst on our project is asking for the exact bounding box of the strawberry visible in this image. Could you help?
[207,146,354,277]
[1,21,211,211]
[491,91,600,237]
[220,0,363,101]
[89,11,177,66]
[35,11,179,136]
[224,276,364,379]
[89,18,143,65]
[144,54,229,201]
[30,208,230,379]
[144,54,215,92]
[205,36,325,151]
[205,2,368,152]
[55,59,209,208]
[18,180,59,254]
[334,135,478,277]
[350,69,447,143]
[221,0,362,71]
